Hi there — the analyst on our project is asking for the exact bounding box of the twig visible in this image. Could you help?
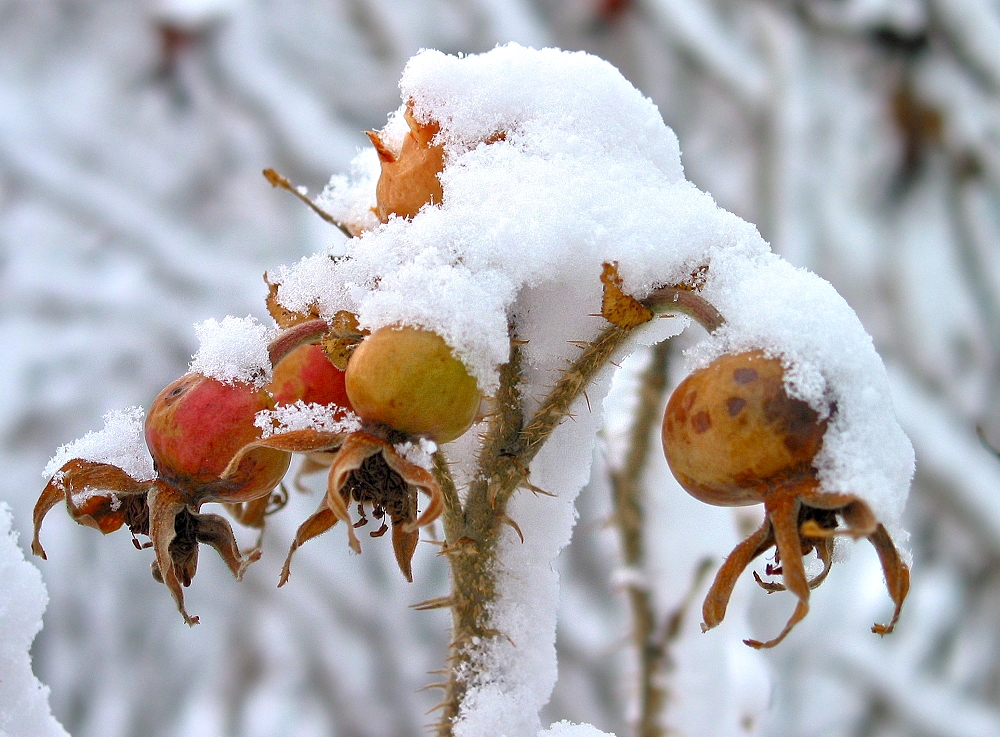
[262,168,353,238]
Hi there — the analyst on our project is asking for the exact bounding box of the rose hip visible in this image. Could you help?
[345,325,481,443]
[145,373,289,501]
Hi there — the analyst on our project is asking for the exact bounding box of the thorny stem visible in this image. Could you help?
[609,341,670,737]
[435,328,525,734]
[433,288,724,737]
[435,324,636,736]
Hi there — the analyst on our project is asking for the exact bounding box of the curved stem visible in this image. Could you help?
[642,285,725,334]
[267,318,331,367]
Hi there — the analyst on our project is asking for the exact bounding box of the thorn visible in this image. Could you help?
[482,628,517,648]
[501,514,524,543]
[438,537,479,556]
[522,481,555,498]
[417,681,449,693]
[583,390,592,413]
[412,596,454,611]
[567,340,589,348]
[425,699,450,715]
[511,338,530,345]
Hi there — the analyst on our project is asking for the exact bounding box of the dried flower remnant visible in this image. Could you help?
[367,103,446,222]
[662,350,910,648]
[238,419,444,585]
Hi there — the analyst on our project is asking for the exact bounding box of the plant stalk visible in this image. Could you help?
[609,341,671,737]
[432,285,724,736]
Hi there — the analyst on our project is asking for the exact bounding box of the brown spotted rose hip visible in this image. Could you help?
[661,350,908,649]
[662,350,825,507]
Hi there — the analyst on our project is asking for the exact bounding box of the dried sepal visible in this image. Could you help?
[701,517,773,631]
[224,485,289,554]
[265,274,321,328]
[226,486,287,531]
[744,493,811,649]
[868,524,910,636]
[191,510,259,581]
[321,310,368,370]
[147,482,196,625]
[279,431,442,585]
[222,430,349,471]
[600,261,653,329]
[33,459,150,558]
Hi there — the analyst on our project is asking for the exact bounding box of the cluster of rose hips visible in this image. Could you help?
[34,314,481,624]
[34,106,484,624]
[35,98,908,646]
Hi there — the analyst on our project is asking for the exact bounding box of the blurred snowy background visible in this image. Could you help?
[2,0,1000,735]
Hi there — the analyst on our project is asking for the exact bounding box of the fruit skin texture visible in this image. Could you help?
[145,373,290,501]
[345,326,481,444]
[662,350,826,506]
[269,343,353,411]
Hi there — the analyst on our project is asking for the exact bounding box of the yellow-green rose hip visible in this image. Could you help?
[345,326,481,443]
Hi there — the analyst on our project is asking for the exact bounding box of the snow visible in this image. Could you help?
[255,402,361,438]
[43,407,155,483]
[188,315,275,387]
[316,149,383,235]
[393,438,438,472]
[0,504,70,737]
[538,721,615,737]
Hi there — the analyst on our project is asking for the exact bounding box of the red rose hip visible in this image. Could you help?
[145,373,289,501]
